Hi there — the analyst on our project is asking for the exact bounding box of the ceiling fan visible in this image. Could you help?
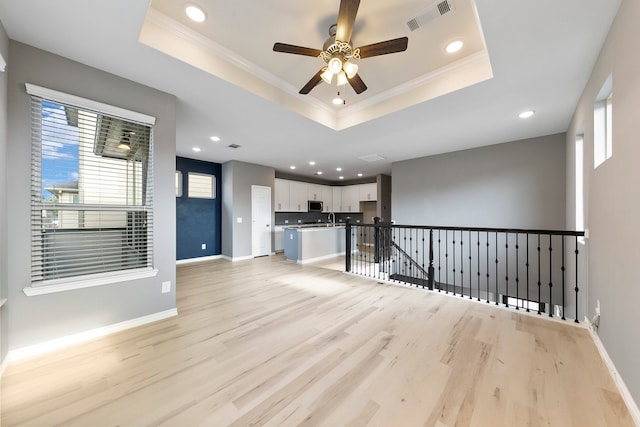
[273,0,408,95]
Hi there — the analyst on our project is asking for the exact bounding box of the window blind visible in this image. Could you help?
[30,91,154,284]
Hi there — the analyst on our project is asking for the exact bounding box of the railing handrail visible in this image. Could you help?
[360,222,584,237]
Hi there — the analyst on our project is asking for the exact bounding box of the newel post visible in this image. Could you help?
[373,216,381,263]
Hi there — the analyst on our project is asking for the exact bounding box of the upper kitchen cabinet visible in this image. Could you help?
[308,184,323,201]
[274,178,290,212]
[332,187,342,212]
[359,183,377,201]
[289,181,308,212]
[341,185,360,213]
[321,186,333,212]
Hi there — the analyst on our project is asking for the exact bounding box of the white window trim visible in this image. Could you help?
[25,83,156,125]
[26,83,157,293]
[24,268,159,296]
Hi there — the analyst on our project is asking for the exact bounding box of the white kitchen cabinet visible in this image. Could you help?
[321,186,333,212]
[274,178,290,212]
[308,184,323,201]
[359,183,377,201]
[289,181,308,212]
[332,187,342,212]
[341,185,360,212]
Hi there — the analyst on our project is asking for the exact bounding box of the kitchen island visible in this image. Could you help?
[284,225,347,264]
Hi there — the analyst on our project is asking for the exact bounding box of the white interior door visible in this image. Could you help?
[252,185,272,257]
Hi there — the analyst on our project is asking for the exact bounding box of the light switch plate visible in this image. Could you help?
[237,217,242,223]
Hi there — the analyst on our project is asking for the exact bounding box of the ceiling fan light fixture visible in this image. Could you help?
[328,57,343,74]
[336,71,348,86]
[332,95,344,105]
[321,68,333,84]
[343,61,358,79]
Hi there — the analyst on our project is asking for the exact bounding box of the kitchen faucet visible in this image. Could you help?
[327,212,335,226]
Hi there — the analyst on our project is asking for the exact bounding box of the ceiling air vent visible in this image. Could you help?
[227,144,241,149]
[405,0,455,32]
[358,153,385,162]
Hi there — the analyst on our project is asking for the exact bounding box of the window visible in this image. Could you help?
[594,75,613,168]
[575,133,585,242]
[188,172,215,199]
[175,171,183,197]
[28,84,155,285]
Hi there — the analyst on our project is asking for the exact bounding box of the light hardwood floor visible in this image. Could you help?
[1,255,634,426]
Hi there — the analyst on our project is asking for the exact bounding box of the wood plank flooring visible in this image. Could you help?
[1,255,634,426]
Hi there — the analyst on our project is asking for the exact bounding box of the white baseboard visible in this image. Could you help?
[587,321,640,425]
[222,255,254,262]
[176,254,223,265]
[6,308,178,363]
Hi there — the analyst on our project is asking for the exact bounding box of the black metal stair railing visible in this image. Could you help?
[345,219,585,322]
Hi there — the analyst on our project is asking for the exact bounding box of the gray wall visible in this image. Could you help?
[392,134,566,229]
[221,161,274,259]
[6,42,177,350]
[566,0,640,405]
[0,20,9,363]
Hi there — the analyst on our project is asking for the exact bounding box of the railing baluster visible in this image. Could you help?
[452,231,456,296]
[476,231,481,301]
[526,234,530,312]
[505,232,509,308]
[537,234,542,315]
[561,236,566,320]
[486,232,490,303]
[495,232,499,306]
[549,234,553,318]
[575,236,580,323]
[460,232,464,298]
[515,234,519,310]
[438,230,441,291]
[445,230,449,294]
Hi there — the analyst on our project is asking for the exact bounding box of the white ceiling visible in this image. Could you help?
[0,0,621,183]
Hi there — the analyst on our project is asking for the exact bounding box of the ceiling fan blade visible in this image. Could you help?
[273,43,322,57]
[357,37,408,59]
[299,70,324,95]
[348,73,367,94]
[336,0,360,43]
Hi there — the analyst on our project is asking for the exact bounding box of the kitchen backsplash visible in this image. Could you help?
[275,211,365,225]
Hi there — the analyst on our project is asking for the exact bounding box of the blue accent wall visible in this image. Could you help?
[176,157,222,260]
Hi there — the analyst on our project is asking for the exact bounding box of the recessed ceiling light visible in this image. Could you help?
[357,173,363,177]
[339,176,344,180]
[519,110,535,119]
[289,165,296,170]
[317,171,323,175]
[185,4,207,23]
[309,161,316,166]
[445,40,464,54]
[210,136,221,142]
[336,167,342,171]
[192,147,201,152]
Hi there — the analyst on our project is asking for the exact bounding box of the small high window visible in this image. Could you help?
[188,172,215,199]
[594,75,612,168]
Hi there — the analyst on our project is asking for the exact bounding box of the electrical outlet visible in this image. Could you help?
[298,219,302,223]
[201,243,206,250]
[162,281,171,293]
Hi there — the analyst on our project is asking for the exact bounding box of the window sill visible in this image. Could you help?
[23,268,159,296]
